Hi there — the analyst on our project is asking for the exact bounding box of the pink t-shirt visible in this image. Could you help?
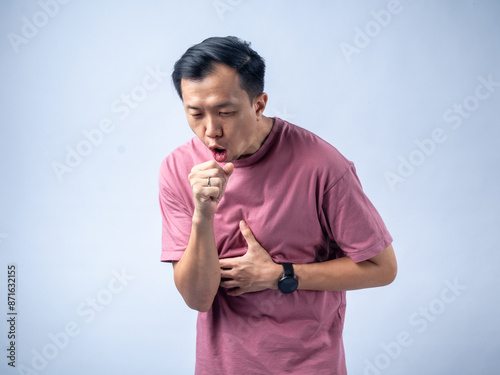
[159,118,393,374]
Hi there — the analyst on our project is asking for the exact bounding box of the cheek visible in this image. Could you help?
[229,119,248,140]
[188,121,202,137]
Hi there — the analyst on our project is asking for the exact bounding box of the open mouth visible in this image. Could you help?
[211,147,228,163]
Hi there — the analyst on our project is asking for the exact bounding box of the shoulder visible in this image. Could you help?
[277,119,352,180]
[280,120,347,160]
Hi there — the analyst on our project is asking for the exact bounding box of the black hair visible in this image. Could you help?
[172,36,265,102]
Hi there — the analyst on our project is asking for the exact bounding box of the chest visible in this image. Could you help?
[214,166,328,263]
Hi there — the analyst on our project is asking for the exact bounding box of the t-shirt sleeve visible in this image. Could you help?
[322,162,393,263]
[159,158,193,262]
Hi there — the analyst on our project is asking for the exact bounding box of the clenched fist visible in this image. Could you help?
[188,160,234,220]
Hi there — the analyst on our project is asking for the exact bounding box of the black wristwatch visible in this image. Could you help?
[278,263,298,294]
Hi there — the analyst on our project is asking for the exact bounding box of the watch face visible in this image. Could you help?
[279,277,298,294]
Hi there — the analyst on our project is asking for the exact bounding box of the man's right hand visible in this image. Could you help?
[176,160,234,311]
[188,160,234,220]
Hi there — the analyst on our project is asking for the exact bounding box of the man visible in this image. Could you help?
[159,36,397,374]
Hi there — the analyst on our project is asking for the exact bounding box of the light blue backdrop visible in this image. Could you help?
[1,1,499,374]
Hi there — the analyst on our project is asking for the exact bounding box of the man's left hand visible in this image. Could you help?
[219,220,282,296]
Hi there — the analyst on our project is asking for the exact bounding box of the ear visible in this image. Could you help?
[253,92,268,120]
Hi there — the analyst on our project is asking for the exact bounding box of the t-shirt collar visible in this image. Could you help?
[230,117,282,168]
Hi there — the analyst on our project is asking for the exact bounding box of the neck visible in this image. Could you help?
[239,116,275,159]
[254,116,274,149]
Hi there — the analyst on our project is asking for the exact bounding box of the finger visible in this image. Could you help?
[219,259,235,269]
[191,169,222,182]
[220,279,239,289]
[189,169,218,189]
[240,220,257,245]
[192,164,232,185]
[193,162,233,190]
[191,160,223,173]
[193,169,229,191]
[194,161,231,182]
[226,288,244,297]
[193,184,221,202]
[203,177,224,201]
[202,176,221,188]
[223,162,234,177]
[220,268,234,278]
[194,179,222,202]
[189,162,232,203]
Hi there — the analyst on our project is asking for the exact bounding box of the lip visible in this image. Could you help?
[208,144,226,152]
[209,145,228,163]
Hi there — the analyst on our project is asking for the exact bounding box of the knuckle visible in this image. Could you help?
[191,163,203,173]
[217,168,227,178]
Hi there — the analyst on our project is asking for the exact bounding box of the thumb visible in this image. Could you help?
[223,162,234,177]
[240,220,256,245]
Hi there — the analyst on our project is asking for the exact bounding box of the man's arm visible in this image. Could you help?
[172,161,234,312]
[172,217,220,312]
[294,244,397,291]
[219,221,397,296]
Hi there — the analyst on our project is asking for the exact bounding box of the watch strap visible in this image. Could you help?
[281,262,294,277]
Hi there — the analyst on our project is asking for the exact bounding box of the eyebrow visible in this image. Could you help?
[186,101,234,110]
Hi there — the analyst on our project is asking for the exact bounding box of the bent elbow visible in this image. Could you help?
[193,304,211,313]
[382,261,398,286]
[185,296,214,312]
[386,268,398,286]
[377,245,398,287]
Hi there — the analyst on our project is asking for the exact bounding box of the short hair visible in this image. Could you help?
[172,36,266,102]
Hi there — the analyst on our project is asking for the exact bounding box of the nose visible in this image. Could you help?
[205,116,222,139]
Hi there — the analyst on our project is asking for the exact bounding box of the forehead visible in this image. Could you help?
[181,64,247,107]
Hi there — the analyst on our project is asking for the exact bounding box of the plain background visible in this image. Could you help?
[1,0,499,374]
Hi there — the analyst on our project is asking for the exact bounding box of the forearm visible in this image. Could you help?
[294,245,397,291]
[173,215,220,312]
[219,227,397,296]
